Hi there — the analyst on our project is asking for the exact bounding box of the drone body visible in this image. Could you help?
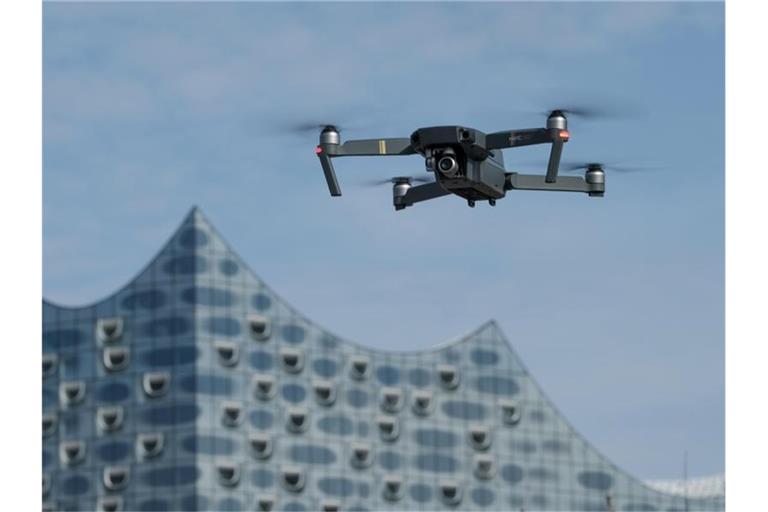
[314,111,606,210]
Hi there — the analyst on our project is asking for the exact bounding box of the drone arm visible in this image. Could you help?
[316,150,341,196]
[333,138,416,156]
[394,182,451,210]
[505,173,603,196]
[545,138,564,183]
[486,128,551,149]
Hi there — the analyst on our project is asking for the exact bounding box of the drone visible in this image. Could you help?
[313,110,607,211]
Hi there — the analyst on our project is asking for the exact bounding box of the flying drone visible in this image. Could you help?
[311,109,615,211]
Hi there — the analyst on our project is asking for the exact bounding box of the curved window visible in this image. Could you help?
[42,413,57,437]
[121,289,166,311]
[577,470,614,491]
[253,374,276,401]
[475,376,519,395]
[408,368,431,387]
[59,381,86,406]
[181,287,236,307]
[249,434,273,460]
[252,293,272,311]
[219,259,239,276]
[347,389,369,408]
[318,477,355,497]
[281,383,307,403]
[97,406,124,432]
[280,348,304,373]
[141,465,199,487]
[468,426,492,451]
[178,227,209,248]
[97,441,131,462]
[60,440,86,466]
[251,469,275,488]
[142,372,170,398]
[500,464,524,484]
[313,380,336,406]
[245,315,271,343]
[250,409,274,429]
[288,444,336,464]
[282,324,306,344]
[350,443,372,469]
[142,403,199,426]
[318,415,354,436]
[437,364,460,389]
[473,455,495,480]
[96,317,124,343]
[377,416,400,442]
[250,350,274,370]
[375,365,401,385]
[137,433,164,459]
[217,462,241,487]
[414,428,458,449]
[500,399,522,425]
[471,487,495,507]
[529,467,558,481]
[181,374,234,396]
[349,356,370,380]
[42,354,58,378]
[103,466,130,491]
[377,451,401,470]
[103,347,130,372]
[411,390,433,416]
[414,453,459,472]
[312,358,338,378]
[439,481,463,506]
[97,496,123,512]
[409,483,432,503]
[206,317,241,337]
[142,316,191,337]
[281,467,305,493]
[442,400,487,420]
[163,255,208,275]
[215,341,240,367]
[286,408,309,433]
[382,477,403,501]
[43,328,84,350]
[183,435,236,456]
[470,348,499,365]
[141,346,197,367]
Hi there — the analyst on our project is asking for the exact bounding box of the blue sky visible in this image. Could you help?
[43,2,724,479]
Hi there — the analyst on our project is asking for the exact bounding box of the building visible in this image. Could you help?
[42,208,725,511]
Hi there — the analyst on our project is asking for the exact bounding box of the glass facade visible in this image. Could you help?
[42,208,724,511]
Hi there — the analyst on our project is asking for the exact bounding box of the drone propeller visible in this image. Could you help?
[562,161,658,173]
[358,175,433,187]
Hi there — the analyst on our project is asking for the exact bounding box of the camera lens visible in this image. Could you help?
[437,156,459,176]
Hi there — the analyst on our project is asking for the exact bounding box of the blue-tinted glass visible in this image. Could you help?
[410,483,432,503]
[441,400,487,420]
[219,258,239,276]
[356,421,369,437]
[282,324,306,343]
[182,435,235,455]
[474,376,519,395]
[181,287,237,307]
[142,346,197,368]
[250,350,274,370]
[501,464,524,484]
[60,475,89,495]
[347,389,369,408]
[250,409,274,429]
[97,441,131,462]
[96,381,131,403]
[357,482,370,498]
[205,316,241,337]
[375,365,400,385]
[122,289,166,310]
[140,499,169,511]
[289,444,336,464]
[180,495,209,511]
[312,358,338,378]
[218,498,242,512]
[42,450,52,468]
[531,495,548,508]
[251,469,274,488]
[178,227,209,248]
[43,387,57,408]
[378,451,401,470]
[577,470,613,491]
[625,504,659,511]
[142,316,191,337]
[163,255,208,275]
[529,467,558,481]
[142,466,199,487]
[251,293,272,311]
[471,488,495,506]
[319,334,338,349]
[414,453,459,472]
[283,503,306,512]
[318,477,355,497]
[42,329,84,350]
[414,429,457,448]
[281,383,307,403]
[181,374,233,396]
[318,415,354,436]
[542,439,571,454]
[408,368,431,387]
[470,348,499,365]
[142,403,199,426]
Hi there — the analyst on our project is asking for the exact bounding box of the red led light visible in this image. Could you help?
[559,130,570,141]
[315,146,323,154]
